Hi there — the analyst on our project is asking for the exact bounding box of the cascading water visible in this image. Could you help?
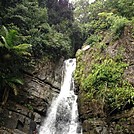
[39,59,82,134]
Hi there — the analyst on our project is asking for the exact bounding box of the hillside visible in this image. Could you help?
[74,0,134,133]
[0,0,134,133]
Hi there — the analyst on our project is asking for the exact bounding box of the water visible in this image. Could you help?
[39,59,82,134]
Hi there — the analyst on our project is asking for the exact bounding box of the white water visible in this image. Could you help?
[39,59,82,134]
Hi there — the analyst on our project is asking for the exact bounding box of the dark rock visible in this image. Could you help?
[0,101,33,133]
[0,127,27,134]
[0,58,64,133]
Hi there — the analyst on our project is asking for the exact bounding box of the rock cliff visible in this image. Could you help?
[0,58,64,134]
[75,26,134,134]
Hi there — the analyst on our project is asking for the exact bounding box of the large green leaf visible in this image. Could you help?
[5,29,18,47]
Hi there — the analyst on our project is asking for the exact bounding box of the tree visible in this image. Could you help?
[105,0,134,19]
[1,0,75,58]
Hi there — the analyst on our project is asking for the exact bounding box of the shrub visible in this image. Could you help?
[99,12,129,37]
[78,57,134,111]
[84,34,102,46]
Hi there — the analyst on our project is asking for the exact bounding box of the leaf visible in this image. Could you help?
[0,35,9,49]
[9,77,24,85]
[5,29,18,47]
[0,26,8,37]
[13,43,32,51]
[17,51,31,56]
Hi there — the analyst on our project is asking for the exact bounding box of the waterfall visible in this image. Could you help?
[39,59,82,134]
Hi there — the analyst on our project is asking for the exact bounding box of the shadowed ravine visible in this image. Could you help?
[39,59,82,134]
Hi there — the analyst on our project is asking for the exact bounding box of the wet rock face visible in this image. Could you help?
[78,92,105,120]
[32,58,63,90]
[78,91,107,134]
[21,58,63,115]
[0,58,64,134]
[0,101,33,134]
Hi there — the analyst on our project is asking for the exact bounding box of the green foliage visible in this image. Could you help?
[74,0,134,43]
[1,0,75,59]
[85,34,102,46]
[105,0,134,19]
[0,26,31,104]
[47,0,73,26]
[74,0,134,112]
[0,26,31,55]
[74,50,85,84]
[30,25,72,59]
[82,58,127,90]
[4,1,48,33]
[107,82,134,110]
[76,54,134,111]
[1,75,24,96]
[43,30,72,57]
[12,44,32,56]
[0,0,76,105]
[74,0,110,44]
[74,0,104,23]
[99,12,129,37]
[0,71,24,105]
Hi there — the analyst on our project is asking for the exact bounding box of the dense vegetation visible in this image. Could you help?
[0,0,84,104]
[0,0,134,115]
[74,0,134,113]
